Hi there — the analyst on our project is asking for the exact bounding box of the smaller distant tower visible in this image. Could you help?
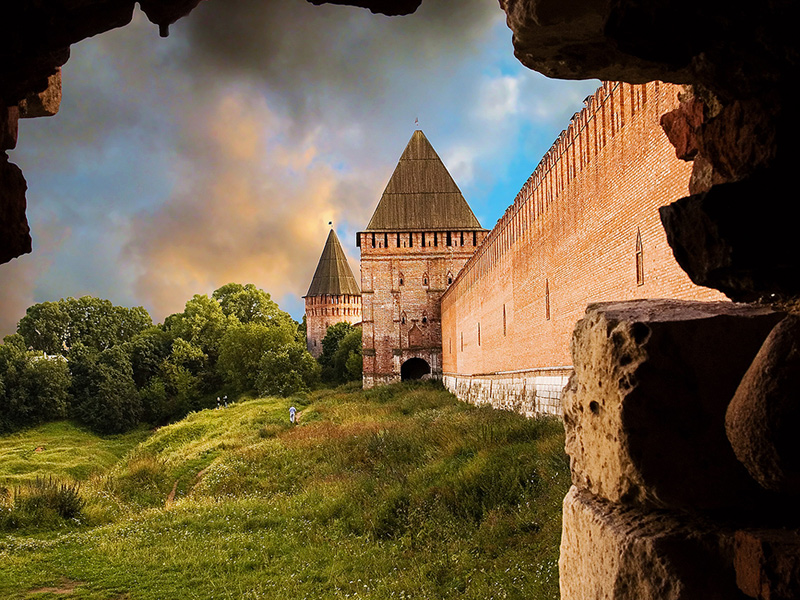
[304,229,362,358]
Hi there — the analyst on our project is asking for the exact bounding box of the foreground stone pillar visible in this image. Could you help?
[560,300,798,600]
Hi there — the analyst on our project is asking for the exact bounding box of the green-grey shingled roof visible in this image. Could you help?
[364,130,483,231]
[305,229,361,297]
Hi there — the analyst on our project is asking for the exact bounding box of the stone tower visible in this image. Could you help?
[304,228,362,358]
[358,130,488,388]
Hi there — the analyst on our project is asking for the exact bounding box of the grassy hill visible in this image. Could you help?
[0,382,569,599]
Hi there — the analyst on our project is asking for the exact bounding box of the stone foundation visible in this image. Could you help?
[443,367,571,417]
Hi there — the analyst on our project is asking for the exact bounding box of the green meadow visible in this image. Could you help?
[0,382,569,599]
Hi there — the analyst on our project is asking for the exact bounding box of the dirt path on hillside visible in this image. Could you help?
[165,467,210,508]
[27,578,83,596]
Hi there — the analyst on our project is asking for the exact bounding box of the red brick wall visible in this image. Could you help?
[360,230,488,387]
[441,82,727,378]
[305,294,362,358]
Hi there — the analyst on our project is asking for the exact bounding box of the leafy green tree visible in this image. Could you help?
[257,342,321,397]
[212,283,291,327]
[217,321,297,392]
[319,322,358,383]
[139,377,170,425]
[18,297,151,354]
[157,338,208,418]
[16,302,69,355]
[333,329,363,383]
[69,344,142,434]
[127,327,173,388]
[0,335,71,431]
[164,294,233,364]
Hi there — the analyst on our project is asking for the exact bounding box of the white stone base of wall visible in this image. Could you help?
[443,367,573,418]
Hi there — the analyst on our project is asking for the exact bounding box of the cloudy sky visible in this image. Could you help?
[0,0,598,336]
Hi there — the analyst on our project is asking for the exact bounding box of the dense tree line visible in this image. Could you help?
[319,322,362,385]
[0,284,320,434]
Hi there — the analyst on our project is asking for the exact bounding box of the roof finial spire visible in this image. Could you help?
[415,117,419,130]
[328,221,333,228]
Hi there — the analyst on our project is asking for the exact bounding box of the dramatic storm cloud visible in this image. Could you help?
[3,0,598,336]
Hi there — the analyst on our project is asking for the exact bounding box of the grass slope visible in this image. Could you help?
[0,382,570,600]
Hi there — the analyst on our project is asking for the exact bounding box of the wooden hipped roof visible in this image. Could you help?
[305,229,361,297]
[365,130,483,231]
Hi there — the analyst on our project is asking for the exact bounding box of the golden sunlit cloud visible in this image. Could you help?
[124,89,360,321]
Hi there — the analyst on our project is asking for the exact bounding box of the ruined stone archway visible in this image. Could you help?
[400,357,430,381]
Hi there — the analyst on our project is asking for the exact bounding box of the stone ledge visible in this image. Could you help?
[560,486,746,600]
[564,299,783,512]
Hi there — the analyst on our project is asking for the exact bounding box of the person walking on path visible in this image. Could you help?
[289,406,297,424]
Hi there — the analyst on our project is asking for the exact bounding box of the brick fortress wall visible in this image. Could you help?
[305,294,362,358]
[441,81,727,415]
[360,229,488,387]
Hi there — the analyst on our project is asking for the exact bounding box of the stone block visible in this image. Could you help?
[0,153,32,263]
[1,104,19,150]
[564,300,783,511]
[660,171,800,301]
[18,69,62,118]
[560,486,746,600]
[734,529,800,600]
[727,315,800,495]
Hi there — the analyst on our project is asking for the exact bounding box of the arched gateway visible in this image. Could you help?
[401,358,431,381]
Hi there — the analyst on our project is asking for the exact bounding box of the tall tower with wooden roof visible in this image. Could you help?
[304,228,362,358]
[357,129,488,387]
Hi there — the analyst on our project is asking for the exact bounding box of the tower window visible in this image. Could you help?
[422,232,426,246]
[397,233,401,247]
[384,233,388,248]
[371,233,375,248]
[399,272,404,286]
[409,233,413,247]
[473,231,477,246]
[460,232,464,246]
[545,279,551,321]
[422,273,428,286]
[446,232,452,246]
[636,228,644,286]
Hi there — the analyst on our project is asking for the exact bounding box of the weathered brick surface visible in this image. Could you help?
[441,82,727,414]
[360,230,486,386]
[305,294,361,358]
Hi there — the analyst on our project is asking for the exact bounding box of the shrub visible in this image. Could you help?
[0,476,85,530]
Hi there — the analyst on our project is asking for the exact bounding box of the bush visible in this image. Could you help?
[0,476,85,530]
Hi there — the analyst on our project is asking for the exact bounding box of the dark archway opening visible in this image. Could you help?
[401,357,430,381]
